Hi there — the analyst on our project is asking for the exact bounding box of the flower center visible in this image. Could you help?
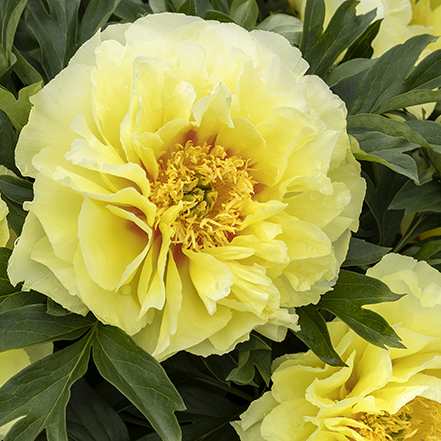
[356,397,441,441]
[150,140,255,250]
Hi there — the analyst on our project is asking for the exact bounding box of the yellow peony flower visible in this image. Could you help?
[289,0,441,57]
[8,13,364,361]
[233,253,441,440]
[0,344,52,439]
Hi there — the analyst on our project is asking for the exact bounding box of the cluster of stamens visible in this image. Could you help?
[149,140,255,250]
[355,397,441,441]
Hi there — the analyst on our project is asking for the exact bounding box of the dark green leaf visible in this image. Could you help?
[177,0,197,15]
[0,0,27,65]
[256,14,303,46]
[363,165,407,247]
[47,298,73,316]
[113,0,151,20]
[92,324,185,441]
[390,179,441,214]
[350,34,437,114]
[405,119,441,153]
[0,174,33,204]
[343,237,391,267]
[318,270,405,349]
[300,0,376,78]
[226,349,271,386]
[11,45,44,85]
[326,58,374,87]
[1,193,27,235]
[0,110,19,176]
[294,306,345,367]
[66,378,130,441]
[395,213,441,252]
[210,0,229,14]
[203,9,234,22]
[342,18,381,61]
[414,239,441,261]
[347,114,433,149]
[350,129,419,181]
[230,0,258,30]
[0,304,95,350]
[376,90,441,115]
[403,48,441,91]
[24,0,81,80]
[0,331,93,441]
[80,0,121,43]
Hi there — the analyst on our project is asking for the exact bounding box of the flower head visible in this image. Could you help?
[8,13,364,360]
[289,0,441,57]
[233,254,441,440]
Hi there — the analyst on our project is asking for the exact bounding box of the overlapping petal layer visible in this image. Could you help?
[233,254,441,440]
[8,13,364,360]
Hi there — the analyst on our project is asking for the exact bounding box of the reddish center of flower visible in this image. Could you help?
[356,396,441,441]
[149,140,255,250]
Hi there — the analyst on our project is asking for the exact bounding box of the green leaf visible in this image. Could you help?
[113,0,151,20]
[173,385,245,441]
[326,58,374,87]
[342,18,382,61]
[66,378,130,441]
[46,298,73,316]
[0,0,27,63]
[350,129,419,181]
[0,304,95,350]
[294,306,345,367]
[0,174,33,204]
[230,0,258,30]
[405,119,441,153]
[256,14,303,46]
[24,0,81,81]
[80,0,122,43]
[226,349,271,386]
[414,239,441,261]
[376,90,441,115]
[0,81,42,131]
[0,110,20,175]
[92,324,185,441]
[176,0,197,15]
[363,165,407,247]
[0,331,93,441]
[300,0,376,78]
[403,48,441,91]
[394,213,441,253]
[210,0,229,14]
[1,193,27,235]
[318,270,405,350]
[11,46,44,85]
[389,179,441,214]
[350,34,437,114]
[342,237,391,267]
[204,9,234,22]
[347,114,433,149]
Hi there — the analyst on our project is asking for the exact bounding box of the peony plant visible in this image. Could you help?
[1,0,441,439]
[233,253,441,440]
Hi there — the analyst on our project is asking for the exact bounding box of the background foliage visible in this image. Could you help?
[2,0,441,439]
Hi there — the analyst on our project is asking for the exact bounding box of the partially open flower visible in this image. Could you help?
[233,253,441,440]
[8,13,364,360]
[289,0,441,57]
[0,344,52,439]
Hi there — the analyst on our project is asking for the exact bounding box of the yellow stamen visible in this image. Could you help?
[356,396,441,441]
[150,140,255,250]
